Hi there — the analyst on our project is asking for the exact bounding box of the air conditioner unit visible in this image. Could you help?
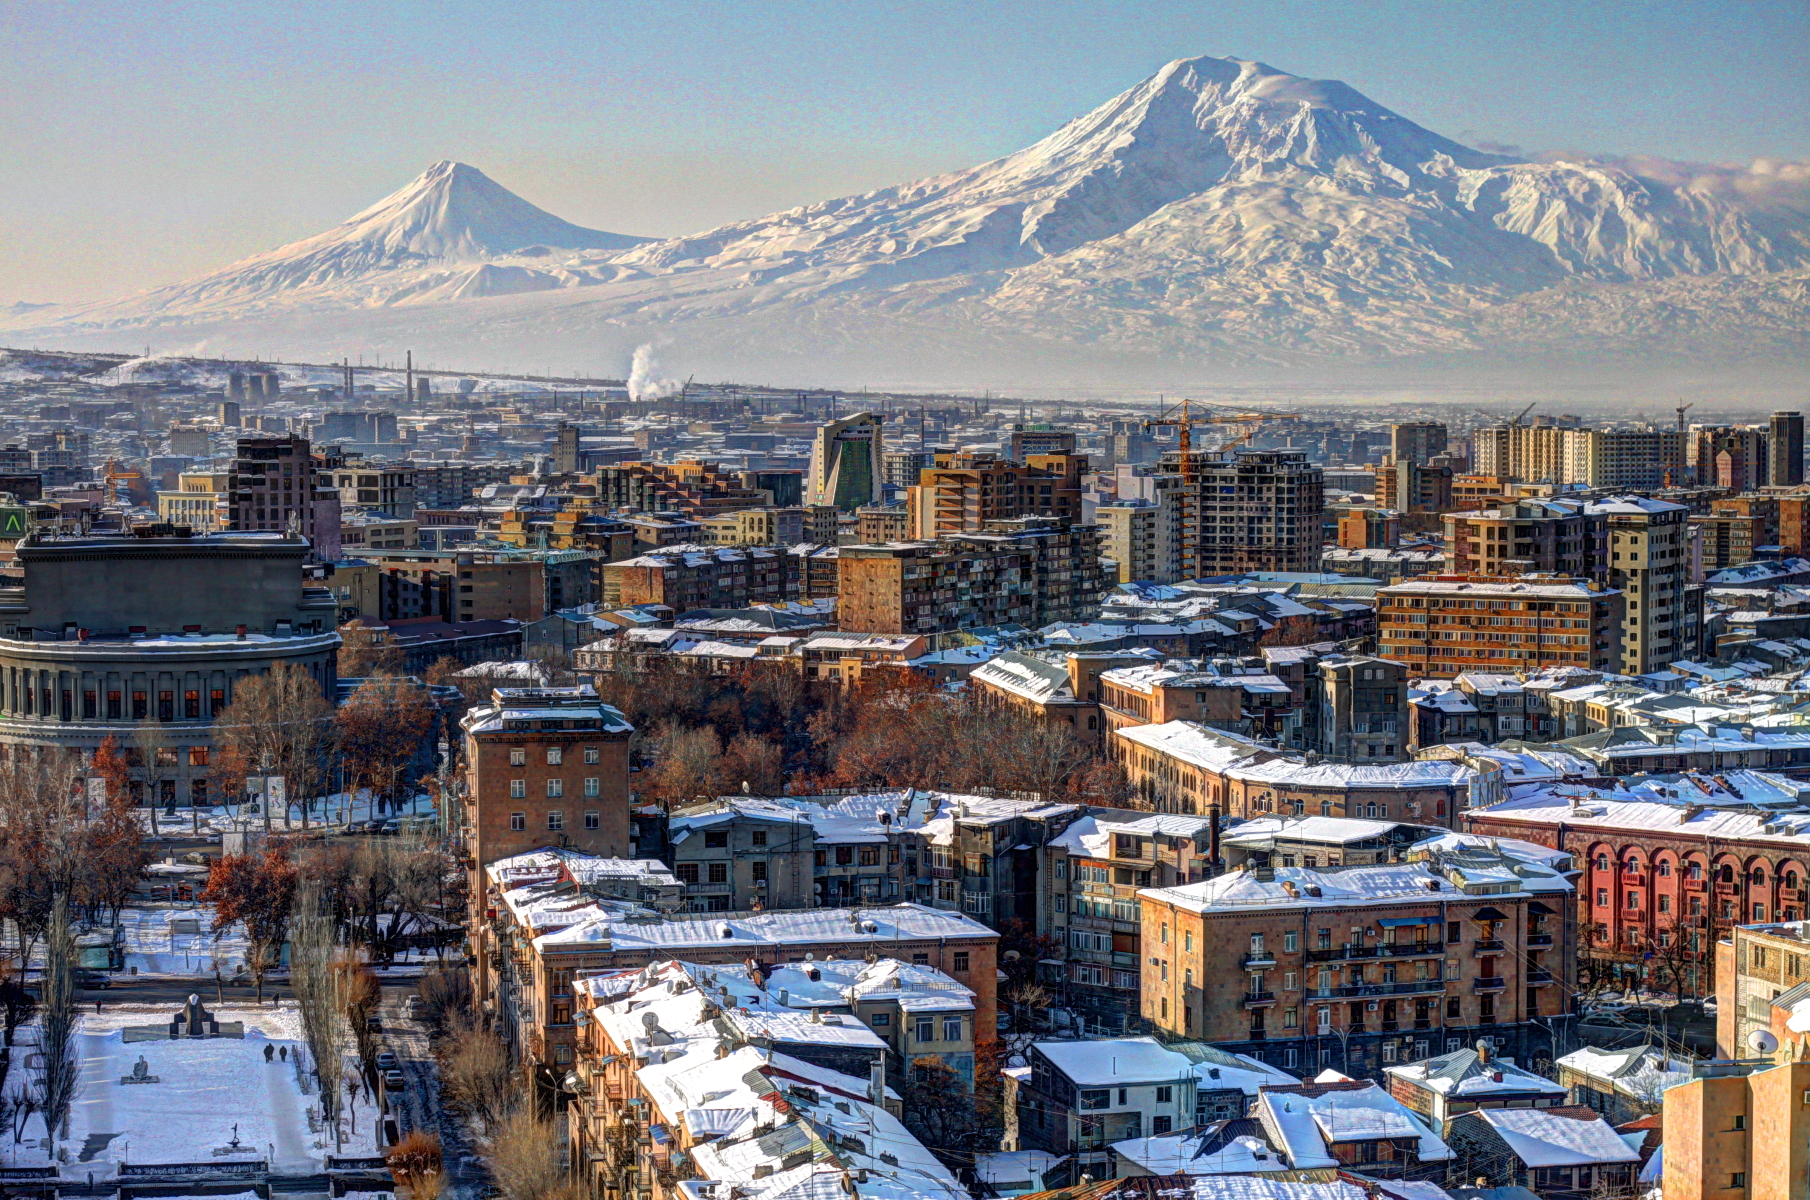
[1366,1002,1380,1012]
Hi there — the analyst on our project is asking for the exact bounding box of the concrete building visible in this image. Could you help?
[1389,423,1448,467]
[1694,495,1781,571]
[1693,426,1770,490]
[666,797,817,913]
[1010,425,1079,460]
[1374,460,1452,514]
[328,463,418,519]
[1167,449,1325,578]
[155,471,229,531]
[1376,575,1624,679]
[905,451,1087,539]
[218,436,340,558]
[1312,655,1410,764]
[1585,496,1694,674]
[1097,483,1184,584]
[696,505,839,546]
[1443,500,1606,580]
[1138,844,1576,1079]
[1018,1038,1199,1180]
[1111,721,1474,826]
[1661,1047,1810,1200]
[1771,411,1805,488]
[0,530,339,803]
[808,412,885,510]
[1336,509,1400,550]
[601,544,790,610]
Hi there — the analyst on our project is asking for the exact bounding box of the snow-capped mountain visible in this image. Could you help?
[37,161,650,322]
[10,56,1809,381]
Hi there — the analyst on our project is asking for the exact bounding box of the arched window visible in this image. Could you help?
[1596,855,1610,871]
[1753,867,1769,886]
[1657,861,1672,877]
[1789,871,1801,890]
[1320,801,1333,817]
[1720,865,1735,884]
[1624,859,1640,874]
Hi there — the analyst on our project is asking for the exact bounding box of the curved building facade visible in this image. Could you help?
[0,531,339,805]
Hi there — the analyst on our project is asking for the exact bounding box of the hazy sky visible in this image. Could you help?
[3,0,1806,303]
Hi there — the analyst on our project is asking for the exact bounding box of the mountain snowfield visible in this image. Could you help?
[9,55,1809,385]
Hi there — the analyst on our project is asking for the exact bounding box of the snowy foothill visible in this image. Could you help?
[3,1005,384,1173]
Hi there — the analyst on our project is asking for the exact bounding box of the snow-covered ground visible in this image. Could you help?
[143,791,437,839]
[117,904,249,977]
[1,1006,386,1172]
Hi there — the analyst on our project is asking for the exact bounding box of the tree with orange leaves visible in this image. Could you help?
[201,849,297,1002]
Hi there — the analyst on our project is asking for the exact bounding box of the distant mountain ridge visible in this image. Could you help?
[9,56,1808,380]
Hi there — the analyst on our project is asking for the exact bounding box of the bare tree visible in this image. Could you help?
[291,884,350,1146]
[438,1027,515,1135]
[36,896,78,1147]
[214,664,334,830]
[132,719,177,816]
[335,677,436,818]
[484,1108,581,1200]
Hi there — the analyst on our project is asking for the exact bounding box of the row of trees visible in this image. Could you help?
[200,664,439,827]
[591,659,1130,807]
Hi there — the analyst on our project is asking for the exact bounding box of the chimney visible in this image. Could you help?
[1208,804,1222,874]
[235,624,247,640]
[869,1057,885,1108]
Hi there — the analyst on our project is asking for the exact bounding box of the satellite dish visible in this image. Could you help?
[1749,1029,1780,1055]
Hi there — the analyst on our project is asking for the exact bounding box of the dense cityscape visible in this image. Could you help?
[0,344,1801,1200]
[3,3,1807,1198]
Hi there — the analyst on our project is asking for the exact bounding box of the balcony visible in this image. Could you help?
[1305,980,1446,1000]
[1473,976,1507,993]
[1472,939,1505,954]
[1305,942,1442,963]
[1243,991,1277,1008]
[684,882,732,895]
[1242,952,1278,969]
[1525,932,1554,949]
[1526,970,1555,986]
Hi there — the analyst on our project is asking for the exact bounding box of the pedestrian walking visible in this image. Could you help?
[264,1043,275,1062]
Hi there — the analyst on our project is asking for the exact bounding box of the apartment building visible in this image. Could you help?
[1461,776,1810,996]
[1585,496,1694,674]
[1139,844,1576,1079]
[1693,494,1781,571]
[1692,426,1770,490]
[567,959,969,1200]
[328,463,417,519]
[593,459,773,517]
[1010,425,1079,460]
[1390,423,1449,467]
[1473,424,1684,489]
[1096,659,1295,742]
[1771,410,1805,487]
[459,685,636,885]
[906,451,1088,538]
[1018,1038,1200,1180]
[1313,656,1410,764]
[1336,509,1401,550]
[601,544,789,610]
[697,504,840,546]
[1376,575,1624,679]
[218,435,340,557]
[1097,487,1183,584]
[1166,449,1325,577]
[1047,809,1217,1030]
[666,797,817,912]
[1111,720,1473,826]
[837,518,1104,634]
[1374,460,1452,514]
[330,550,555,623]
[1443,500,1606,580]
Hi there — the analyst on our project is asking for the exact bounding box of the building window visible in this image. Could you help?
[546,747,562,765]
[509,812,526,831]
[583,747,600,764]
[132,691,147,720]
[708,862,727,883]
[546,779,563,798]
[751,861,768,882]
[509,779,526,799]
[184,691,200,719]
[1153,1115,1171,1134]
[189,747,209,767]
[952,951,970,973]
[943,1017,962,1041]
[1446,997,1461,1019]
[1078,1089,1110,1111]
[916,1019,934,1043]
[1283,931,1298,952]
[859,846,879,866]
[583,777,599,797]
[107,691,121,719]
[584,811,599,830]
[870,1012,889,1027]
[509,748,526,766]
[752,830,768,847]
[1284,1008,1298,1028]
[1755,904,1768,922]
[705,831,728,849]
[547,811,563,831]
[1597,889,1609,906]
[677,864,699,883]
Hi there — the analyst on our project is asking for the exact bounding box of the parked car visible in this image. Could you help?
[375,1051,400,1071]
[74,971,111,989]
[402,996,424,1019]
[383,1068,407,1092]
[365,1015,383,1033]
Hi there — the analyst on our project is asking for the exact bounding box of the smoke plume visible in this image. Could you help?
[626,343,683,402]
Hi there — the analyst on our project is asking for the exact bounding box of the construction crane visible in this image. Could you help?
[1143,399,1217,484]
[1664,401,1696,487]
[1474,402,1538,427]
